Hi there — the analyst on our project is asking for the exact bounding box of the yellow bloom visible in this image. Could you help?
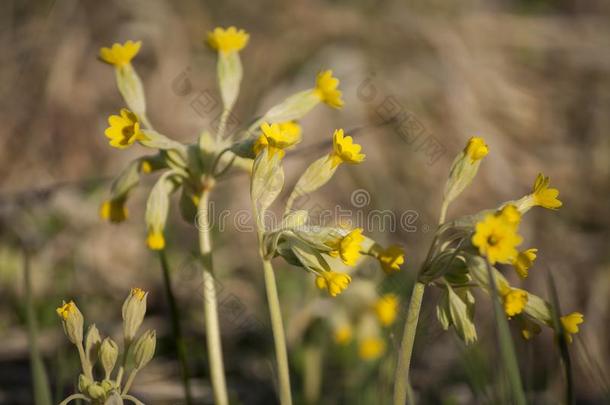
[377,245,405,274]
[374,294,399,327]
[207,26,249,53]
[327,228,364,266]
[497,204,521,226]
[464,136,489,162]
[130,287,146,301]
[500,286,528,317]
[254,122,302,159]
[315,271,352,297]
[532,173,562,209]
[314,70,343,108]
[56,301,77,321]
[99,199,128,223]
[99,40,141,67]
[472,212,522,264]
[146,230,165,250]
[333,325,353,345]
[512,248,538,278]
[561,312,584,343]
[104,108,147,149]
[329,129,365,168]
[358,337,386,360]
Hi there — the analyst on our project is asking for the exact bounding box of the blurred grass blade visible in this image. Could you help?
[23,247,52,405]
[546,270,574,405]
[486,262,526,405]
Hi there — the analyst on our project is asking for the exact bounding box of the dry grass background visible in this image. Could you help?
[0,0,609,403]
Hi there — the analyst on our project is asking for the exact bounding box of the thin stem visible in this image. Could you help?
[122,369,138,395]
[158,250,193,405]
[198,188,229,405]
[393,281,425,405]
[59,394,90,405]
[76,341,92,380]
[260,257,293,405]
[438,200,449,225]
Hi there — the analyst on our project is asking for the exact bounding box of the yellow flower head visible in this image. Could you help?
[333,325,353,345]
[377,245,405,274]
[104,108,147,149]
[464,136,489,162]
[314,70,343,108]
[130,287,146,301]
[328,228,364,266]
[532,173,562,210]
[315,271,352,297]
[358,337,386,360]
[99,40,141,67]
[330,129,365,168]
[561,312,584,343]
[512,248,538,278]
[99,199,128,223]
[207,26,249,53]
[497,204,521,226]
[501,287,528,317]
[146,230,165,250]
[254,122,302,159]
[374,294,399,327]
[472,212,522,264]
[56,301,77,320]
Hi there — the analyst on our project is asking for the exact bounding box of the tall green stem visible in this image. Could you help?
[198,188,229,405]
[158,250,193,405]
[393,281,425,405]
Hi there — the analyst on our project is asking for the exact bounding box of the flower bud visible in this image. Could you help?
[78,374,92,393]
[99,337,119,379]
[133,329,156,369]
[87,382,106,400]
[122,288,147,342]
[56,300,84,344]
[85,324,102,366]
[100,379,116,392]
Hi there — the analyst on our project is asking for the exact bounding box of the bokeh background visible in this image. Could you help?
[1,0,609,404]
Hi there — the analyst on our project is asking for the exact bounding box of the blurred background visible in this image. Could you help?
[1,0,609,403]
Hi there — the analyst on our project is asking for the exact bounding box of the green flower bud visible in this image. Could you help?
[133,329,156,369]
[122,288,147,342]
[56,301,84,344]
[87,382,106,400]
[85,324,102,366]
[99,337,119,379]
[78,374,93,393]
[100,379,116,393]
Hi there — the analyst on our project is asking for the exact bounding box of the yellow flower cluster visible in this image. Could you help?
[314,70,344,108]
[104,108,147,149]
[329,129,366,168]
[472,205,523,265]
[254,121,302,158]
[464,136,489,162]
[315,272,352,297]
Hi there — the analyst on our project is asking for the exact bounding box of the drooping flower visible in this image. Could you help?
[254,122,302,159]
[104,108,147,149]
[146,229,165,250]
[560,312,584,343]
[314,70,343,108]
[333,324,353,345]
[500,286,528,317]
[358,337,386,360]
[315,271,352,297]
[329,129,365,168]
[99,199,128,223]
[377,245,405,274]
[99,41,142,67]
[472,211,523,264]
[531,173,562,210]
[327,228,364,266]
[512,248,538,278]
[374,294,399,326]
[464,136,489,162]
[207,26,249,54]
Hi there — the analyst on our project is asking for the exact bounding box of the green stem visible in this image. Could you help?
[158,250,193,405]
[260,257,293,405]
[198,188,229,405]
[122,369,138,395]
[303,345,322,405]
[393,282,425,405]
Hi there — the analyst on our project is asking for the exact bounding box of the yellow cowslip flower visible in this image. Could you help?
[99,199,128,223]
[56,301,77,321]
[327,228,364,266]
[464,136,489,162]
[207,26,249,53]
[99,40,141,67]
[146,230,165,250]
[497,204,521,226]
[500,286,528,317]
[532,173,562,210]
[512,248,538,278]
[254,122,302,159]
[374,294,399,327]
[377,245,405,274]
[561,312,584,343]
[314,70,343,108]
[130,287,146,301]
[329,129,365,168]
[333,325,353,345]
[315,271,352,297]
[472,212,522,264]
[104,108,147,149]
[358,337,386,360]
[56,300,84,344]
